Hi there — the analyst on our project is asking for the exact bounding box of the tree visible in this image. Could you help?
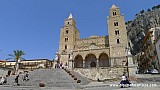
[147,8,151,12]
[140,10,144,14]
[158,4,160,8]
[7,50,25,74]
[152,6,157,10]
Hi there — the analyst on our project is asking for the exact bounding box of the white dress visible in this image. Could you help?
[122,76,126,81]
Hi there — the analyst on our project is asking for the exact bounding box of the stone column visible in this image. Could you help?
[97,59,99,67]
[110,57,114,67]
[68,59,73,69]
[83,60,85,68]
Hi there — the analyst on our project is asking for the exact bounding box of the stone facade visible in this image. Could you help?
[73,67,136,80]
[107,4,128,67]
[56,5,136,80]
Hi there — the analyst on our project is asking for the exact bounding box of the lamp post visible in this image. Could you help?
[125,47,129,78]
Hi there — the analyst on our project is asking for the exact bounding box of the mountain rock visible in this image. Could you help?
[126,6,160,55]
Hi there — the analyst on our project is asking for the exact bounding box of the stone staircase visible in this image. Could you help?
[6,69,81,88]
[68,69,91,85]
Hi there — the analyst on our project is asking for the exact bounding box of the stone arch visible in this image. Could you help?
[85,54,97,68]
[98,53,110,67]
[74,55,83,68]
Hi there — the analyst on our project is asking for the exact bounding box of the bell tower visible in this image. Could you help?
[58,13,80,65]
[107,5,128,66]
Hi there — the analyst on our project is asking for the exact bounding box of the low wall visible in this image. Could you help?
[73,67,136,81]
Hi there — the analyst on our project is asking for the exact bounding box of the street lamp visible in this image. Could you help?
[125,47,129,78]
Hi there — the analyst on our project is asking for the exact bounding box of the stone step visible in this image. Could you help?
[6,69,81,88]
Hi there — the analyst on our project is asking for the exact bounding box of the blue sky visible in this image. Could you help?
[0,0,159,60]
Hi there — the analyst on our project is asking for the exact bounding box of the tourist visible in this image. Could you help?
[59,61,63,68]
[3,77,7,83]
[14,74,20,86]
[55,61,60,68]
[22,72,25,81]
[55,63,60,68]
[120,74,131,88]
[25,72,29,81]
[22,71,29,81]
[120,74,126,88]
[0,77,5,85]
[122,74,126,82]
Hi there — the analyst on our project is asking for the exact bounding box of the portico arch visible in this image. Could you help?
[74,55,83,68]
[99,53,110,67]
[85,54,97,68]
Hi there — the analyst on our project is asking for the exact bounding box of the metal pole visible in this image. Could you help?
[127,57,129,78]
[126,48,129,78]
[125,47,129,78]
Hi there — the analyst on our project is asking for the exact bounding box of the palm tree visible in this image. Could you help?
[7,50,25,74]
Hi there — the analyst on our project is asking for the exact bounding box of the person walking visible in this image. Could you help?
[14,74,20,86]
[0,77,5,85]
[25,72,29,81]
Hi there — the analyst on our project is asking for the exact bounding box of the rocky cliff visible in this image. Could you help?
[126,4,160,55]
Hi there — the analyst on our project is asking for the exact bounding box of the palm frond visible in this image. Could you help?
[8,50,25,61]
[6,58,14,60]
[8,54,14,57]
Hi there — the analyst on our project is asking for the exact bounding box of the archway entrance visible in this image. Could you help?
[90,61,96,67]
[74,55,83,68]
[8,70,11,76]
[99,53,109,67]
[85,54,97,68]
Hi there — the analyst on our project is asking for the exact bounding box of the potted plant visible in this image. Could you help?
[71,75,75,78]
[39,81,45,87]
[77,80,81,83]
[74,77,77,80]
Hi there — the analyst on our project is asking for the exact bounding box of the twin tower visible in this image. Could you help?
[57,5,128,68]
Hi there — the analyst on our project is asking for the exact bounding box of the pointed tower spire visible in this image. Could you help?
[111,4,118,9]
[68,13,73,19]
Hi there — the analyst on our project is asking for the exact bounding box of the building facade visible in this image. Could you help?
[57,4,130,69]
[0,60,5,67]
[56,5,136,80]
[5,59,52,71]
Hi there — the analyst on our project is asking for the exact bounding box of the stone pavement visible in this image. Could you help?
[0,81,160,90]
[82,81,160,90]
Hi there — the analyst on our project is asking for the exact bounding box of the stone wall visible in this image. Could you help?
[76,36,109,50]
[73,67,136,81]
[0,68,13,77]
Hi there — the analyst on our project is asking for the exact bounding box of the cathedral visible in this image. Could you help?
[56,5,135,80]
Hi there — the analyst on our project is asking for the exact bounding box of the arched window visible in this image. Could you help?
[115,30,119,35]
[65,45,67,49]
[66,30,68,34]
[114,22,118,26]
[113,11,117,16]
[117,39,120,44]
[65,37,68,42]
